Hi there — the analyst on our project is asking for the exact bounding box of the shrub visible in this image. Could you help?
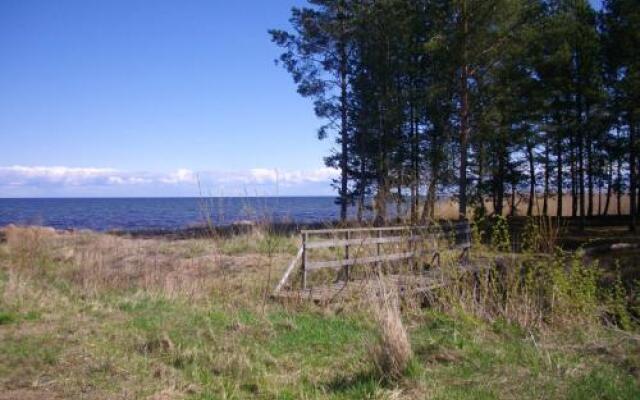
[521,216,560,253]
[432,247,607,329]
[470,215,486,248]
[522,250,601,325]
[603,265,631,330]
[490,215,511,252]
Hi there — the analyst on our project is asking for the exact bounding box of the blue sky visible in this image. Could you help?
[0,0,336,197]
[0,0,603,197]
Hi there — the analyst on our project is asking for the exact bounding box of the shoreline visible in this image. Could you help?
[0,214,636,242]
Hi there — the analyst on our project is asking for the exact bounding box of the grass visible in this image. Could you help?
[0,225,638,399]
[435,193,632,219]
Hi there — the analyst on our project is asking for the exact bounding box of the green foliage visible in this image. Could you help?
[524,250,601,323]
[633,279,640,322]
[490,215,511,252]
[521,216,560,253]
[470,215,486,247]
[268,0,640,226]
[603,265,632,330]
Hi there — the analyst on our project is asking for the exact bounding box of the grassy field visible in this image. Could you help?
[431,194,631,219]
[1,224,639,399]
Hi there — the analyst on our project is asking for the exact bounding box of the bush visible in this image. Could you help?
[522,250,600,325]
[432,248,608,329]
[470,215,486,248]
[521,216,560,253]
[603,265,631,330]
[490,215,511,252]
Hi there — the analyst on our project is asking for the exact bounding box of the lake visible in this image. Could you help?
[0,197,350,231]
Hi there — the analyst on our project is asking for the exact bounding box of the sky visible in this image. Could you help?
[0,0,337,197]
[0,0,603,198]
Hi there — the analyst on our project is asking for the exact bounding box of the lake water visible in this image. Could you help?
[0,197,349,231]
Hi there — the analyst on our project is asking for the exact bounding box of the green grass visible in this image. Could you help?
[0,308,40,325]
[566,368,640,400]
[217,232,298,256]
[0,229,638,399]
[0,310,17,325]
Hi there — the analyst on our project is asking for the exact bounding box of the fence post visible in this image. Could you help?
[410,226,415,272]
[377,229,382,273]
[302,232,308,289]
[345,230,350,281]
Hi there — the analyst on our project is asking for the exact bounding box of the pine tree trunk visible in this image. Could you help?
[422,168,438,223]
[410,104,419,224]
[543,137,550,216]
[637,157,640,216]
[357,162,365,223]
[527,141,536,216]
[496,151,505,216]
[598,183,602,215]
[603,161,612,216]
[396,179,403,222]
[457,0,470,220]
[629,114,637,232]
[586,103,594,217]
[375,99,388,225]
[578,129,585,230]
[338,10,349,223]
[570,132,577,218]
[510,184,517,217]
[458,72,470,220]
[477,143,486,216]
[557,131,563,218]
[587,143,594,216]
[428,178,437,221]
[575,45,585,230]
[617,160,622,215]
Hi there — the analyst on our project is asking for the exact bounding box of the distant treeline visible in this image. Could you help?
[270,0,640,230]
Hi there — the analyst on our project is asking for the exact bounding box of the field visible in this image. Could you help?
[1,223,639,399]
[432,194,630,219]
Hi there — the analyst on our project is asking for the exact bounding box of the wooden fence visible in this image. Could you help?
[274,222,471,296]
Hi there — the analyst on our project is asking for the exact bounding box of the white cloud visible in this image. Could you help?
[281,167,338,184]
[210,167,338,186]
[0,165,339,194]
[249,168,278,183]
[160,168,197,184]
[0,166,118,186]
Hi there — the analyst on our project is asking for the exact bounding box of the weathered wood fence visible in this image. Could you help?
[274,222,471,298]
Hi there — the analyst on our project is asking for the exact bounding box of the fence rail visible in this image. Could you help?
[306,251,416,271]
[274,221,472,295]
[304,235,421,249]
[300,225,430,289]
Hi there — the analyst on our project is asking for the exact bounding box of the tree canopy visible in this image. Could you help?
[271,0,640,230]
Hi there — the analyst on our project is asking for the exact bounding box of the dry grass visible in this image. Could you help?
[0,225,639,399]
[432,193,631,219]
[2,225,293,302]
[367,276,412,381]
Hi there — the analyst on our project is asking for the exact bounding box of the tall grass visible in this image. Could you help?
[1,222,639,399]
[367,275,412,381]
[521,215,562,253]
